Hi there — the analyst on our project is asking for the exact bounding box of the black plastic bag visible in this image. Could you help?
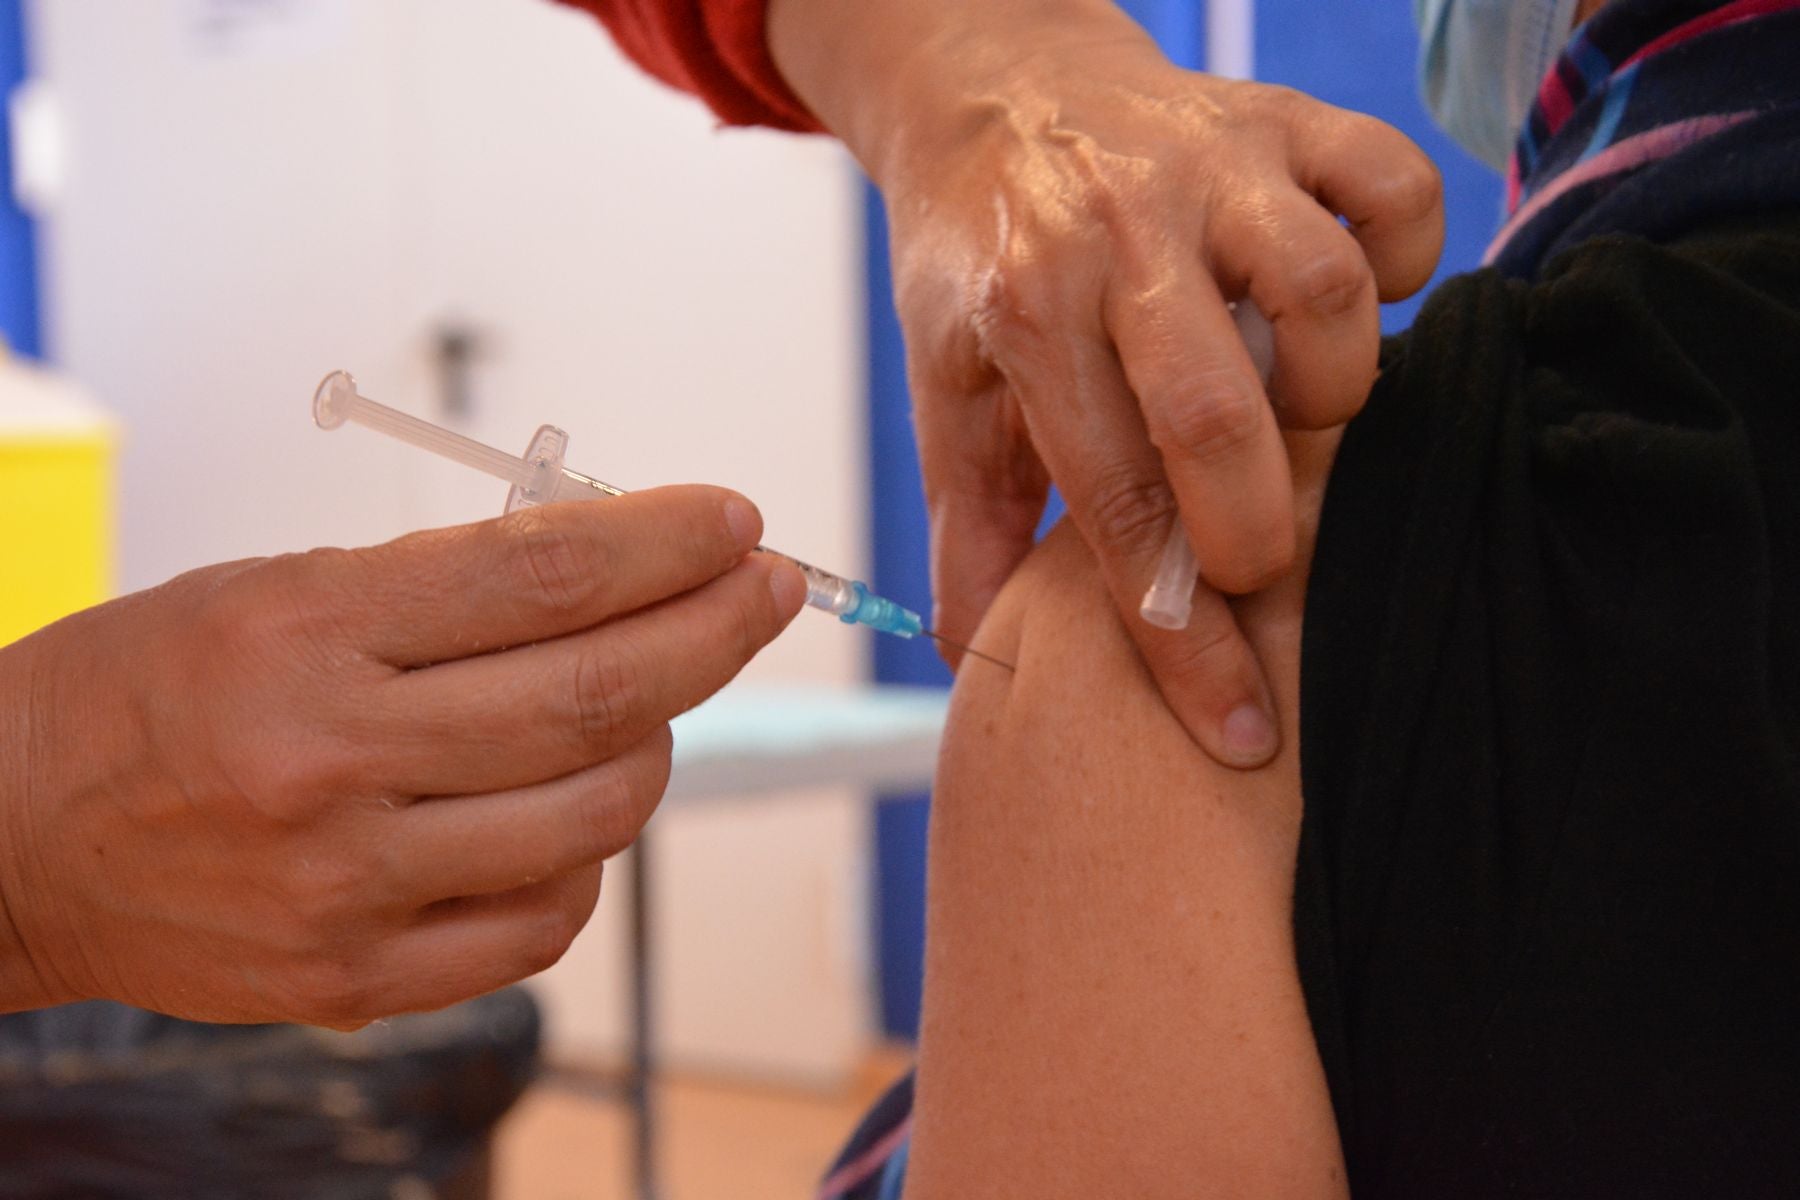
[0,987,539,1200]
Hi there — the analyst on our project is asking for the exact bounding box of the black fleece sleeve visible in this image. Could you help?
[1295,212,1800,1200]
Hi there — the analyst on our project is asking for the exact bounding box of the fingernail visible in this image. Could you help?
[768,562,807,616]
[1221,703,1277,765]
[724,498,760,552]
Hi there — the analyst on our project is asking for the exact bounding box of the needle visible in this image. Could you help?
[923,630,1016,673]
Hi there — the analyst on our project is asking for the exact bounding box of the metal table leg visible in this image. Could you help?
[628,832,658,1200]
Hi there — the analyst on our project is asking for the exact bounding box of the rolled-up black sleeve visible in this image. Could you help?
[1296,211,1800,1199]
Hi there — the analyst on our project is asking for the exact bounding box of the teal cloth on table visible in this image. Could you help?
[670,685,949,766]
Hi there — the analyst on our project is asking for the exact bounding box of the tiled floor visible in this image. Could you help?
[493,1052,909,1200]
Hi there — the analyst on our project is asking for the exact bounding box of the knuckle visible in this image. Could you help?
[644,724,675,792]
[1288,246,1370,319]
[1158,615,1249,683]
[521,909,581,977]
[283,852,366,930]
[573,731,674,858]
[569,643,642,750]
[731,575,776,660]
[553,894,590,957]
[1082,462,1177,554]
[973,259,1055,361]
[201,553,364,685]
[237,734,375,825]
[286,955,370,1028]
[217,737,337,826]
[361,836,410,902]
[1144,374,1266,464]
[507,510,589,615]
[247,756,326,820]
[1219,534,1295,594]
[1247,83,1309,127]
[250,552,337,630]
[572,766,641,861]
[1355,128,1444,225]
[1381,154,1445,226]
[196,569,279,656]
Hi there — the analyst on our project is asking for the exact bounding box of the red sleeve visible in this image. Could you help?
[554,0,823,133]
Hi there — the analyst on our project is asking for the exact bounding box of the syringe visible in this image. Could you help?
[312,370,1011,668]
[1138,300,1277,631]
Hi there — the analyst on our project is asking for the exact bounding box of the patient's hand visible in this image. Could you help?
[905,431,1345,1198]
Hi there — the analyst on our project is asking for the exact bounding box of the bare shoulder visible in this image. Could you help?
[905,430,1344,1199]
[937,427,1338,849]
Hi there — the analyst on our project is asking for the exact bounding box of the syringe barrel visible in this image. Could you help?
[781,559,922,638]
[790,560,859,617]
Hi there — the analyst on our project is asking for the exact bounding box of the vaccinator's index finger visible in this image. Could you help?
[319,486,764,667]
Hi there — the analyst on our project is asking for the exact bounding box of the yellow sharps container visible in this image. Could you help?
[0,347,116,647]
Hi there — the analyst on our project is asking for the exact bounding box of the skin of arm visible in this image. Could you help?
[904,430,1344,1198]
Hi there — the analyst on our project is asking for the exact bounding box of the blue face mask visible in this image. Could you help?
[1414,0,1582,169]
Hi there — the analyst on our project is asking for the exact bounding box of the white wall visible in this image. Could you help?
[26,0,874,1085]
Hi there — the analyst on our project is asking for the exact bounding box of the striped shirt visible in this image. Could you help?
[1489,0,1800,272]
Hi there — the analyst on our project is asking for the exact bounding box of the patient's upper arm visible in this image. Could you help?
[905,433,1344,1199]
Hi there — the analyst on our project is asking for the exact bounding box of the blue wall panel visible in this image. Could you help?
[864,187,942,1041]
[1118,0,1206,69]
[0,0,39,358]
